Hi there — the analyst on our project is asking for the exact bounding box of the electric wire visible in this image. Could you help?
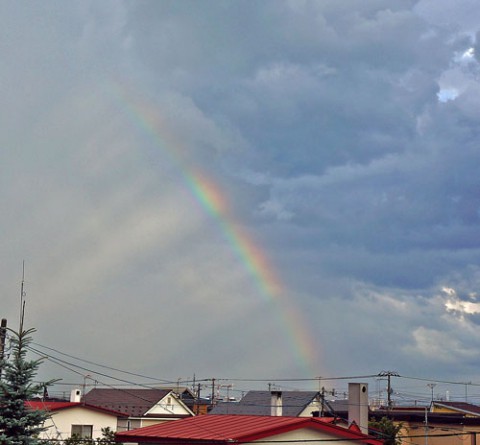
[27,345,181,388]
[399,374,480,387]
[31,341,174,384]
[27,347,181,415]
[11,342,480,445]
[22,339,480,405]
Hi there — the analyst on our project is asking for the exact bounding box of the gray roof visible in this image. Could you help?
[83,388,172,417]
[327,399,349,413]
[209,391,321,416]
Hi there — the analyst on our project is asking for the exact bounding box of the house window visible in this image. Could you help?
[71,425,93,438]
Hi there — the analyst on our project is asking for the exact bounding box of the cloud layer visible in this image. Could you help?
[2,0,480,401]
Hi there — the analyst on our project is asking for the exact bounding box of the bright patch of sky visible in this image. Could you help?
[458,47,475,62]
[437,88,459,102]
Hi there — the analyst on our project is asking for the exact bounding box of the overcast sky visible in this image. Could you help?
[3,0,480,403]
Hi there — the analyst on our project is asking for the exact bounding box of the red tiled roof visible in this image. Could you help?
[27,401,78,411]
[26,401,125,417]
[116,415,383,445]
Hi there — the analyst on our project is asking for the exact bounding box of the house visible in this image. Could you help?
[209,384,370,435]
[82,388,194,431]
[431,401,480,417]
[115,414,383,445]
[27,401,124,441]
[153,386,204,414]
[370,405,480,445]
[209,390,326,417]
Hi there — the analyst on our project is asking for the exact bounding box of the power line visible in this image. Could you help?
[399,374,480,387]
[24,339,480,401]
[27,345,163,388]
[31,341,174,384]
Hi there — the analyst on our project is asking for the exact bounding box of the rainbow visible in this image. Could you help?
[107,81,322,378]
[189,171,281,297]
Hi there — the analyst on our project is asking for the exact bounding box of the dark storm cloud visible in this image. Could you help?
[2,0,480,396]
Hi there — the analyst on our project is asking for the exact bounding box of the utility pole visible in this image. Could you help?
[320,386,325,417]
[427,383,436,404]
[424,406,429,445]
[211,378,215,405]
[378,371,399,413]
[465,382,472,402]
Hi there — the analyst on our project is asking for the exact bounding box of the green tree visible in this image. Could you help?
[369,416,402,445]
[63,435,91,445]
[62,427,119,445]
[96,427,117,445]
[0,328,53,445]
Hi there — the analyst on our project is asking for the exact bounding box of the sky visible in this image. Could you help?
[2,0,480,403]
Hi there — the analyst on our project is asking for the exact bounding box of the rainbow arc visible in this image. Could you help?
[108,81,321,378]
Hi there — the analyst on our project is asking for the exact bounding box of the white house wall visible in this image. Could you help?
[145,395,192,416]
[39,407,118,441]
[253,427,363,445]
[298,399,322,417]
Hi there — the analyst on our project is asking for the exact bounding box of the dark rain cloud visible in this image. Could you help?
[2,0,480,396]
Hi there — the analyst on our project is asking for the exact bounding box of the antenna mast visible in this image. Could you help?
[19,261,26,332]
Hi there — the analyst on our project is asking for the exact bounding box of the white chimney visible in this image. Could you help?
[271,390,283,416]
[348,383,368,434]
[70,388,82,403]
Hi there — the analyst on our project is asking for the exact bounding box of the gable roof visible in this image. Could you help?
[116,414,383,445]
[209,391,321,416]
[83,388,173,417]
[26,401,125,417]
[432,401,480,416]
[160,387,196,400]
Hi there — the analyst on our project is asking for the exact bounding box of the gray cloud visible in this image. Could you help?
[2,0,480,401]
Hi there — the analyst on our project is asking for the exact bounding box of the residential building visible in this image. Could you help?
[431,401,480,417]
[371,404,480,445]
[209,384,370,435]
[27,401,123,441]
[83,388,194,431]
[115,414,383,445]
[209,390,325,417]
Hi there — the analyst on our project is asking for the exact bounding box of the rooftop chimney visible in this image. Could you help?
[70,388,82,403]
[271,390,282,416]
[348,383,368,434]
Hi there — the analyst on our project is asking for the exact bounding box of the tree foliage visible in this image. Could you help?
[0,328,52,445]
[369,416,402,445]
[62,428,119,445]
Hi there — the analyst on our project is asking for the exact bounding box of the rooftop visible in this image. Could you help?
[116,414,382,445]
[26,400,125,416]
[83,388,172,417]
[210,390,322,416]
